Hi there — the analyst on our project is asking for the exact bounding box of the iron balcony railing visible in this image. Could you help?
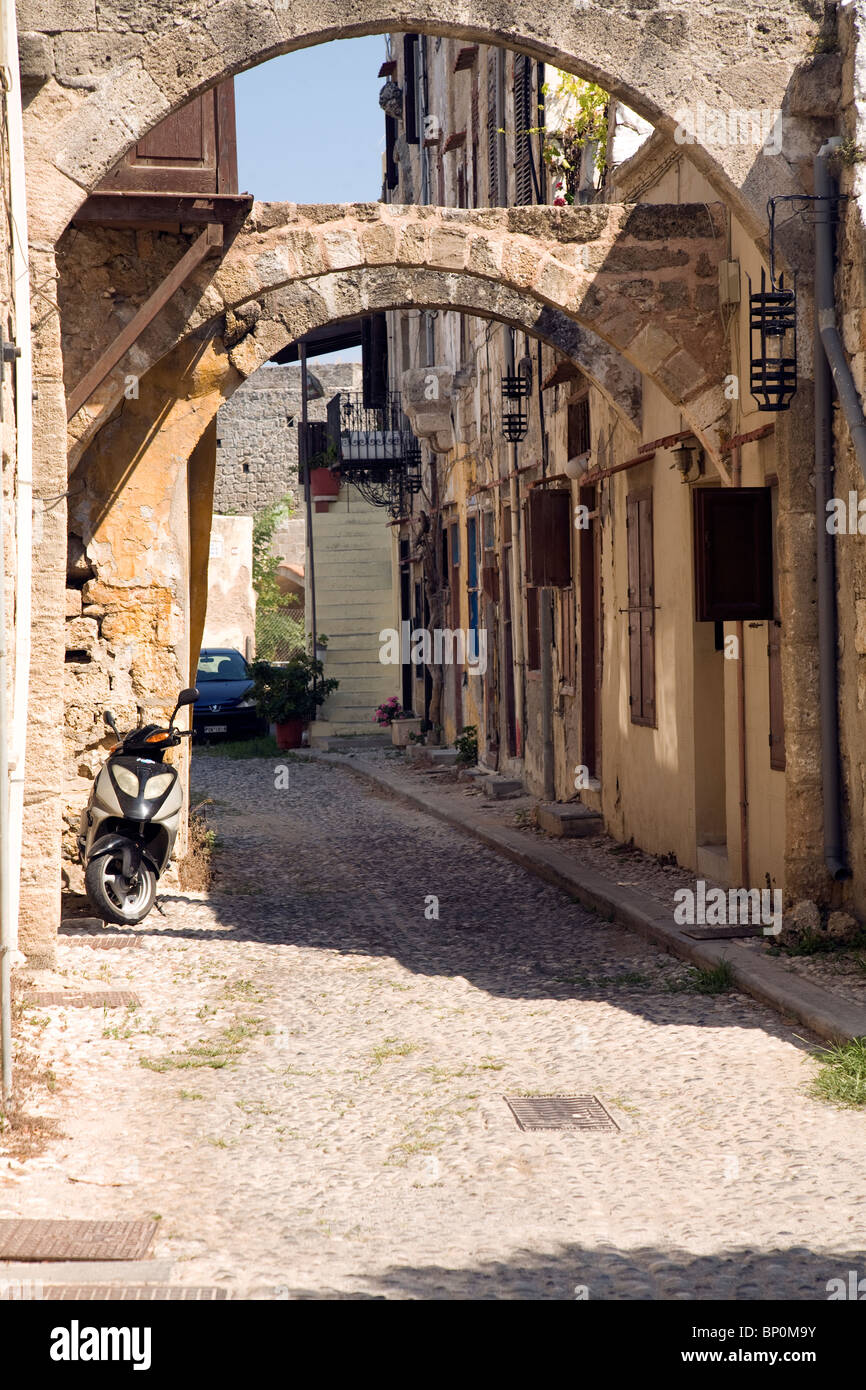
[326,391,421,471]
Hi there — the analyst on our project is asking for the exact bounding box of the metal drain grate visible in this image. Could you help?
[505,1095,619,1132]
[35,1286,229,1300]
[23,991,141,1009]
[0,1220,158,1262]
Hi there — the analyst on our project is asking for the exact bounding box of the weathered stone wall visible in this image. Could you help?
[213,361,361,515]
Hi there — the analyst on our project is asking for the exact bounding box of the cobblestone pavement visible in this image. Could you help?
[5,754,866,1299]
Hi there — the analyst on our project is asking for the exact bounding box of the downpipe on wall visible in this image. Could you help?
[813,138,853,881]
[0,0,31,1099]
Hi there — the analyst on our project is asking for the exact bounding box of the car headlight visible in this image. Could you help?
[112,765,139,797]
[143,772,174,800]
[237,698,255,708]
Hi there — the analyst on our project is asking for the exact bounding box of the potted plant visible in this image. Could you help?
[250,655,338,749]
[312,632,329,663]
[374,697,423,747]
[308,444,340,506]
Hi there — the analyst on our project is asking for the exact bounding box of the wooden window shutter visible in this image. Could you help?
[567,397,590,459]
[487,53,500,206]
[693,488,774,622]
[99,82,237,195]
[626,490,656,726]
[361,313,389,408]
[768,617,785,770]
[526,587,541,670]
[470,75,480,206]
[513,54,534,206]
[385,115,399,190]
[403,36,419,144]
[525,489,572,588]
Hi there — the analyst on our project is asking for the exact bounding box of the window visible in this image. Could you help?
[361,313,388,409]
[693,487,773,622]
[403,36,419,144]
[767,481,785,770]
[626,490,656,727]
[449,521,460,627]
[559,585,576,690]
[384,115,399,191]
[525,489,572,587]
[487,52,505,206]
[568,396,591,459]
[467,515,479,642]
[513,54,536,206]
[526,587,540,671]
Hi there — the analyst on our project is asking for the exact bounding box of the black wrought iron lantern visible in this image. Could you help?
[501,374,531,403]
[502,410,529,443]
[749,269,797,412]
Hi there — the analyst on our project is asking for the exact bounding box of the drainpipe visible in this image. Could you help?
[540,589,555,799]
[731,445,749,887]
[300,343,318,683]
[814,138,850,880]
[505,330,525,757]
[0,0,31,1099]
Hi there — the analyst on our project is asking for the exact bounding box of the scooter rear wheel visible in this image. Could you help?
[85,852,157,925]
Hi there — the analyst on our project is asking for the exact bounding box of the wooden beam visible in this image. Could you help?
[71,192,252,228]
[67,223,223,421]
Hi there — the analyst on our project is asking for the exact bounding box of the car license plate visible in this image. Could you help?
[205,724,227,733]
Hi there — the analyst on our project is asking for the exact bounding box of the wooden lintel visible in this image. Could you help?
[66,223,224,421]
[71,192,253,229]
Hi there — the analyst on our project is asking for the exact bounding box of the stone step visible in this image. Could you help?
[486,778,524,800]
[537,802,603,837]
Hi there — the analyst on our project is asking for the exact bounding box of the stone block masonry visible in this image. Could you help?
[213,361,361,516]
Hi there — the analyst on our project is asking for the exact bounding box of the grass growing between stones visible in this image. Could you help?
[139,1017,263,1072]
[810,1037,866,1108]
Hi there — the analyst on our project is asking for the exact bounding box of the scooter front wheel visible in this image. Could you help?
[85,852,157,925]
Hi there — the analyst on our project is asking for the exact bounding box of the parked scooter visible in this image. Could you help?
[78,687,199,925]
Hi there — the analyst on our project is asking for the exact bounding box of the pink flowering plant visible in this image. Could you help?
[373,696,409,727]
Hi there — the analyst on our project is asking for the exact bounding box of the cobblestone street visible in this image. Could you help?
[7,755,866,1299]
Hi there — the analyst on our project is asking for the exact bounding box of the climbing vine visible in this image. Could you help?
[540,72,610,201]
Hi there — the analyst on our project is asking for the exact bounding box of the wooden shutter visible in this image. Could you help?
[470,75,480,207]
[98,81,237,195]
[525,489,572,588]
[361,314,388,408]
[385,115,399,190]
[513,54,534,206]
[626,490,656,726]
[449,522,461,627]
[526,587,541,670]
[403,36,419,144]
[567,397,590,458]
[487,53,500,206]
[559,585,576,688]
[693,487,774,622]
[768,617,785,770]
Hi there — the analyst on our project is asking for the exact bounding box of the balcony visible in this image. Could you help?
[325,391,422,513]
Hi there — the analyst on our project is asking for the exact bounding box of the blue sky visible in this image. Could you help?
[235,37,388,203]
[235,36,387,360]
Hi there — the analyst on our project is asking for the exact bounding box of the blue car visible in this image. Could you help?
[193,648,265,742]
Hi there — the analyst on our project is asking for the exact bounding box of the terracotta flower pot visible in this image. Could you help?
[274,718,305,749]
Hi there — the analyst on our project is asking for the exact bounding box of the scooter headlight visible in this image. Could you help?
[112,765,139,797]
[143,772,174,800]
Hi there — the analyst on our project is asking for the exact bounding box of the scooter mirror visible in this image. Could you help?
[103,709,119,736]
[176,687,199,707]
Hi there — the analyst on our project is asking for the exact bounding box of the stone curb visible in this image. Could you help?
[308,752,866,1045]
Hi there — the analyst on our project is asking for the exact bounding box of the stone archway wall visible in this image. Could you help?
[64,200,728,460]
[20,0,821,245]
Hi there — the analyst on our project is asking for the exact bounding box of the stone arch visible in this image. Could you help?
[68,267,644,469]
[23,0,820,244]
[66,200,728,464]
